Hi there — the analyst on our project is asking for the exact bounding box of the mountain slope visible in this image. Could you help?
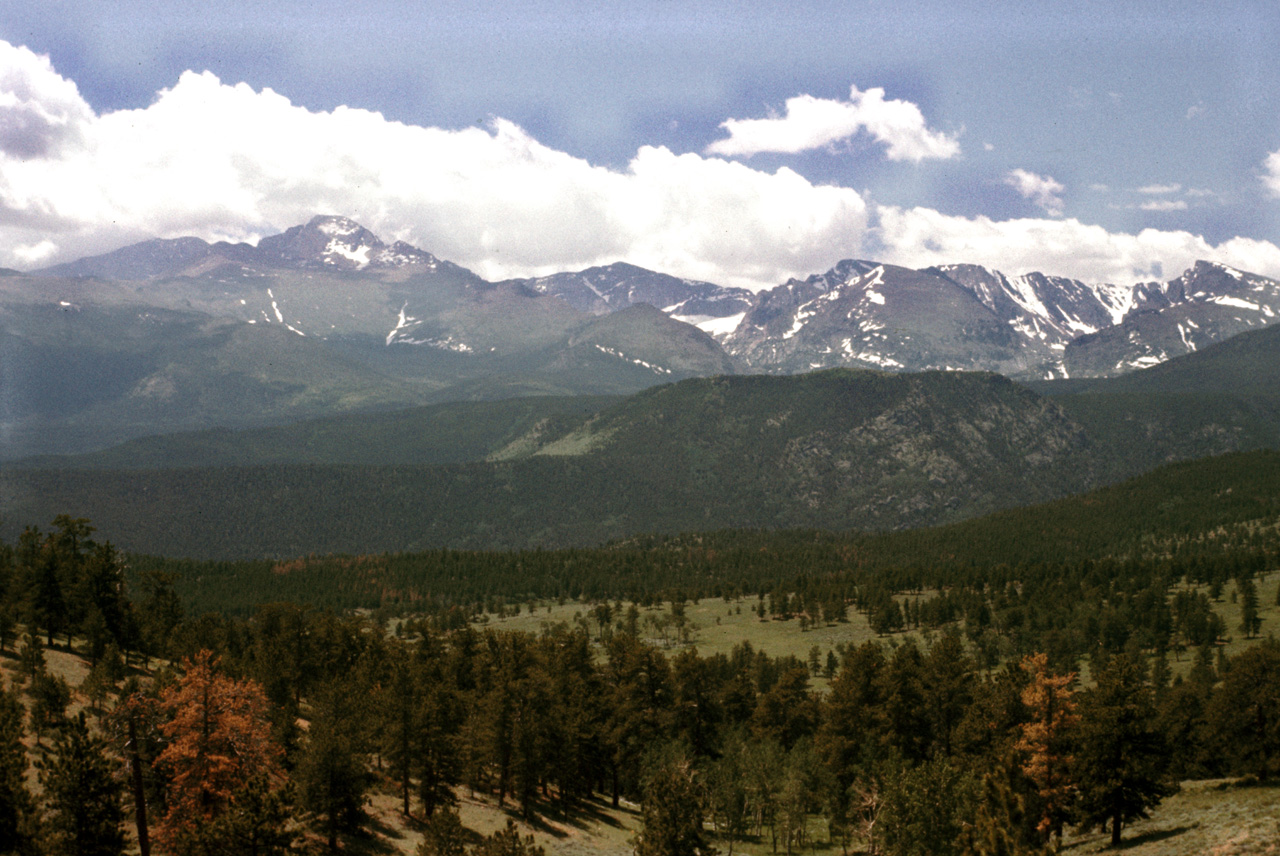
[0,369,1108,557]
[17,395,615,470]
[3,217,741,456]
[724,261,1036,376]
[719,258,1280,380]
[501,262,754,334]
[1062,262,1280,376]
[30,217,1280,387]
[1030,323,1280,478]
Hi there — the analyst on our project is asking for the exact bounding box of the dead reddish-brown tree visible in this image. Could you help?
[1014,652,1078,849]
[152,650,285,854]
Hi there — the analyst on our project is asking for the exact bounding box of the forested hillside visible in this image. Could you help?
[126,450,1280,668]
[11,317,1280,559]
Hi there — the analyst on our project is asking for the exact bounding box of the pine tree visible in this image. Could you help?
[1238,577,1261,638]
[960,760,1049,856]
[17,630,45,684]
[473,819,546,856]
[878,754,976,856]
[0,685,40,855]
[31,539,67,647]
[28,672,72,745]
[153,650,286,855]
[634,759,715,856]
[39,712,127,856]
[1072,653,1176,847]
[416,806,468,856]
[1207,640,1280,780]
[705,740,750,855]
[204,773,294,856]
[297,681,374,851]
[1013,653,1077,847]
[923,632,974,759]
[381,650,420,816]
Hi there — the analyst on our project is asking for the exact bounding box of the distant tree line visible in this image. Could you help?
[132,527,1276,670]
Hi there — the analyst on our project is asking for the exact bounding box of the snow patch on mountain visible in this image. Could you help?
[594,344,672,375]
[386,303,422,345]
[325,239,372,268]
[1213,296,1261,311]
[674,312,745,337]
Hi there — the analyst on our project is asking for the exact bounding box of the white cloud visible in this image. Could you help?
[873,206,1280,283]
[4,41,1280,297]
[12,239,57,266]
[1186,103,1205,120]
[1263,149,1280,198]
[704,85,960,162]
[1136,183,1182,195]
[0,41,93,159]
[1004,169,1065,216]
[0,43,867,291]
[1139,199,1189,212]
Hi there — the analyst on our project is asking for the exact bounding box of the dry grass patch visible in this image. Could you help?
[1061,779,1280,855]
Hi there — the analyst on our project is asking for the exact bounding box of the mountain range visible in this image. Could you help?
[29,214,1280,377]
[2,213,1279,465]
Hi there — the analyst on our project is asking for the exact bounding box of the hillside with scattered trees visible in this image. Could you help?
[2,450,1280,854]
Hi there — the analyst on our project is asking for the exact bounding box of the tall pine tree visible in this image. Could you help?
[1014,653,1077,847]
[39,712,127,856]
[0,685,40,855]
[1072,654,1176,847]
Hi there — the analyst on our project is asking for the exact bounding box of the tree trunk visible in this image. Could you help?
[402,763,411,816]
[129,718,151,856]
[1111,811,1122,847]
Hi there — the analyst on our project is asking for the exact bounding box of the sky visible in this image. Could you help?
[1,1,1279,290]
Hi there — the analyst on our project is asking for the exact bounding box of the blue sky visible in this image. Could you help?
[1,1,1278,289]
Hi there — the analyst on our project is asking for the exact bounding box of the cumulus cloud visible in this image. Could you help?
[704,85,960,162]
[0,41,94,160]
[1139,199,1189,212]
[1136,183,1182,195]
[1263,149,1280,198]
[0,42,867,290]
[1004,169,1065,216]
[3,41,1280,294]
[873,206,1280,283]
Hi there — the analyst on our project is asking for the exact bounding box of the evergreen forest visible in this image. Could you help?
[2,451,1280,854]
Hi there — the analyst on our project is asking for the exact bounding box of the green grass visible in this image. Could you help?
[484,573,1280,692]
[484,593,953,685]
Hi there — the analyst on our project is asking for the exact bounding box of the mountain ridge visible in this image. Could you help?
[9,214,1280,461]
[32,216,1280,384]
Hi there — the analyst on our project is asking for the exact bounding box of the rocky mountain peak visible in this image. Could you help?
[235,215,442,272]
[255,215,389,270]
